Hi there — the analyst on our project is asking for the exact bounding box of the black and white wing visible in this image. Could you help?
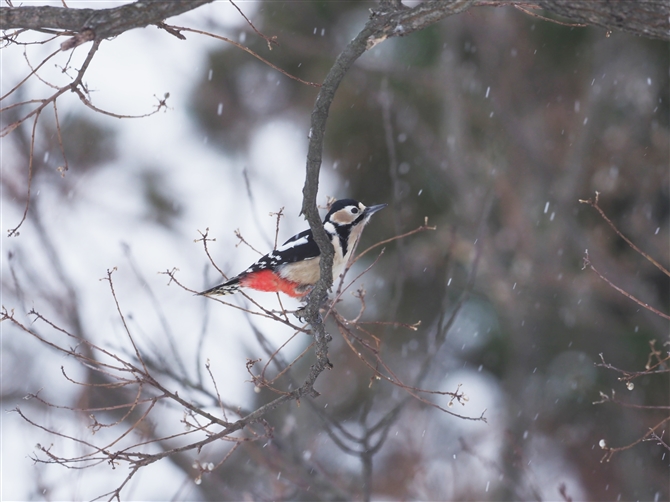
[243,229,320,274]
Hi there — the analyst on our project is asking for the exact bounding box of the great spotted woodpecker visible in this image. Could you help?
[199,199,386,299]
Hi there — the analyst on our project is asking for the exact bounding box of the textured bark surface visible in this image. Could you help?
[537,0,669,41]
[1,0,214,40]
[2,0,668,42]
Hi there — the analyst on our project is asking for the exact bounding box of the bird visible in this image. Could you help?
[198,199,386,299]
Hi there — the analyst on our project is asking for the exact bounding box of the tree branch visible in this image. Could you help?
[536,0,670,41]
[1,0,215,49]
[298,0,474,395]
[2,0,667,55]
[300,0,474,326]
[298,0,667,332]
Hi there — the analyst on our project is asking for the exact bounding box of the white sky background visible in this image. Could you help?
[0,2,341,499]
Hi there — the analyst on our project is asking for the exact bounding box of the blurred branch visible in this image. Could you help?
[646,430,670,453]
[594,389,670,410]
[2,39,169,236]
[315,196,491,501]
[7,0,667,497]
[1,1,301,236]
[379,79,407,317]
[1,284,334,500]
[155,24,321,88]
[597,343,670,382]
[580,192,670,277]
[598,416,670,462]
[580,192,669,320]
[164,267,308,332]
[596,343,670,464]
[227,0,278,49]
[352,217,436,264]
[583,251,670,320]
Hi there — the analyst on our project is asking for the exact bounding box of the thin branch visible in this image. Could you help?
[271,207,285,250]
[580,191,669,277]
[6,108,39,237]
[0,47,60,101]
[167,267,308,331]
[326,251,386,322]
[71,86,170,119]
[205,359,228,423]
[101,268,149,374]
[596,348,670,382]
[122,245,189,380]
[234,229,264,256]
[5,39,100,235]
[194,228,226,279]
[2,36,99,139]
[227,0,278,49]
[353,218,436,264]
[52,100,68,177]
[158,24,320,88]
[582,251,670,320]
[599,416,670,462]
[646,430,670,452]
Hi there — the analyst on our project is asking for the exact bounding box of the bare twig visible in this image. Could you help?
[271,207,285,250]
[6,108,39,237]
[157,24,320,88]
[5,39,101,235]
[227,0,278,49]
[599,416,670,462]
[51,100,68,176]
[234,229,264,255]
[645,430,670,452]
[580,192,670,277]
[2,39,100,139]
[353,218,436,264]
[596,347,670,382]
[1,47,60,101]
[582,250,670,320]
[101,268,149,374]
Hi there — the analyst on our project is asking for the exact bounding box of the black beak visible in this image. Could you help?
[364,203,387,216]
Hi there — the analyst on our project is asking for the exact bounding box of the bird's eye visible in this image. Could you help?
[351,207,359,214]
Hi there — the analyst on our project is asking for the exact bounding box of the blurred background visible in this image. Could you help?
[2,2,668,500]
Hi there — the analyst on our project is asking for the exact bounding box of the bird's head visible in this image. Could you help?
[323,199,387,227]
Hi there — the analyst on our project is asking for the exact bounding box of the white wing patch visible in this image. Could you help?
[276,235,309,252]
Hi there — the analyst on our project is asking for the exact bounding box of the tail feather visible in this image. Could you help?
[198,277,241,296]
